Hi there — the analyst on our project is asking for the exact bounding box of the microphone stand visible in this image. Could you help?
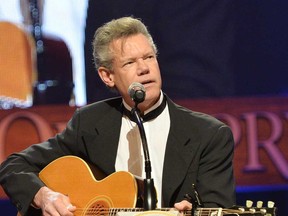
[131,104,157,211]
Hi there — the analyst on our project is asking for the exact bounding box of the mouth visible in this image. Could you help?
[141,80,154,87]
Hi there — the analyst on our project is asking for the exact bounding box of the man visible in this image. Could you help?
[0,17,236,216]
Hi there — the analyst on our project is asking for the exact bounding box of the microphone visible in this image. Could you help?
[128,82,146,104]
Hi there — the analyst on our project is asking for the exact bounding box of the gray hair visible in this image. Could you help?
[92,17,158,70]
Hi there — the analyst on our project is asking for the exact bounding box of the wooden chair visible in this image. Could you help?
[0,21,36,109]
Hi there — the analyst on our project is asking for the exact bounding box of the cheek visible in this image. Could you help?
[113,76,130,93]
[152,63,161,75]
[117,71,136,85]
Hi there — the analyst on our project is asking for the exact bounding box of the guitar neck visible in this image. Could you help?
[79,207,220,216]
[94,207,275,216]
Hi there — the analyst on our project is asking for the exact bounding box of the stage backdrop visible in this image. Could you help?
[0,96,288,213]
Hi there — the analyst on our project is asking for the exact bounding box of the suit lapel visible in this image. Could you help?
[162,98,201,206]
[82,98,123,175]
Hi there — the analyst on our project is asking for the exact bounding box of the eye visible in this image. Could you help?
[123,61,134,67]
[145,55,155,60]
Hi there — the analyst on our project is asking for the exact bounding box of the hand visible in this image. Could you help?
[174,200,192,216]
[33,186,76,216]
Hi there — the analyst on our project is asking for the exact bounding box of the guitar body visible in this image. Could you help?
[17,156,277,216]
[39,156,138,215]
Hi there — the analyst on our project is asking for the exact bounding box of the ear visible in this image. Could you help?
[98,67,115,88]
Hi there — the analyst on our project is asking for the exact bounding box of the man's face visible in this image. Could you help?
[105,34,162,109]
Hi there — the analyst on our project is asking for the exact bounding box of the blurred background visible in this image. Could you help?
[0,0,287,215]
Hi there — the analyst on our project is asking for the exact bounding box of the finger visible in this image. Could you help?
[174,200,193,211]
[55,199,76,215]
[44,193,71,216]
[67,203,76,212]
[42,204,61,216]
[63,196,76,212]
[54,203,73,216]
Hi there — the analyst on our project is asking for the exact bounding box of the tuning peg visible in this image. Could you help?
[260,209,267,214]
[267,201,275,208]
[238,207,245,212]
[246,200,253,208]
[256,201,263,208]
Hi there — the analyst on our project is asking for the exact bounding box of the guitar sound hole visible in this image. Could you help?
[85,200,111,216]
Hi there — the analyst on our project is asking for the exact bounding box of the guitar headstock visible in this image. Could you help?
[227,200,277,216]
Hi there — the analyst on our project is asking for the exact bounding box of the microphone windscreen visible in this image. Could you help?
[128,82,146,103]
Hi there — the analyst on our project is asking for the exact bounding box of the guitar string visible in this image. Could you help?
[72,207,220,212]
[72,208,203,216]
[72,207,265,216]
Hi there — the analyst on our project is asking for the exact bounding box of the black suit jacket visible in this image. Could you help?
[0,95,236,215]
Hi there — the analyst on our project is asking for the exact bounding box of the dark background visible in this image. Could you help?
[85,0,236,102]
[85,0,288,103]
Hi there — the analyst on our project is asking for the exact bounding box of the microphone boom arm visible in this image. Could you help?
[131,105,157,210]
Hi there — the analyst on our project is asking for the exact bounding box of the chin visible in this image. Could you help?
[145,89,160,102]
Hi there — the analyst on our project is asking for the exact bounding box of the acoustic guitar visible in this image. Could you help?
[18,156,277,216]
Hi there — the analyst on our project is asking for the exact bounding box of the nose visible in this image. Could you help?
[136,58,149,75]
